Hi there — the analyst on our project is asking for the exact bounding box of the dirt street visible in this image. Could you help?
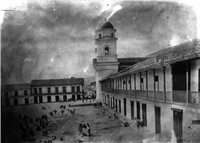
[2,101,144,143]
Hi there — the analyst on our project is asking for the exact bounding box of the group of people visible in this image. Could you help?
[18,114,49,140]
[49,105,66,116]
[94,102,102,108]
[78,123,91,137]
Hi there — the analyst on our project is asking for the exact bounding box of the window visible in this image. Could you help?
[141,78,144,90]
[154,75,159,91]
[34,88,37,94]
[77,86,80,92]
[63,87,66,93]
[39,88,42,94]
[155,75,159,82]
[99,33,101,38]
[4,92,8,97]
[141,78,143,83]
[48,87,51,93]
[105,47,109,55]
[71,86,75,92]
[55,87,59,93]
[24,90,28,95]
[14,91,18,96]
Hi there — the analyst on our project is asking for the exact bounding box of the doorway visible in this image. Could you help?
[47,96,51,102]
[14,99,18,105]
[25,98,29,105]
[56,96,59,102]
[123,98,127,116]
[119,100,121,113]
[131,101,134,119]
[34,96,38,103]
[155,106,161,134]
[63,95,67,101]
[142,103,147,126]
[113,97,115,109]
[173,109,183,142]
[72,95,75,101]
[77,94,81,100]
[137,101,140,120]
[115,99,118,112]
[39,96,43,103]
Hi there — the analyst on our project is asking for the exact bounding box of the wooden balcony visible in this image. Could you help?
[102,88,200,106]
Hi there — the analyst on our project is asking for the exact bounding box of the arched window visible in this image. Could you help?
[99,33,101,38]
[111,33,114,37]
[105,47,109,55]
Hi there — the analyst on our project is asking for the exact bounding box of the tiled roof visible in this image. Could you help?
[100,39,200,80]
[2,83,30,91]
[31,78,84,86]
[118,57,149,63]
[129,39,200,73]
[118,57,149,71]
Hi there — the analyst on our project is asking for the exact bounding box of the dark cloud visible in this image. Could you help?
[1,1,197,84]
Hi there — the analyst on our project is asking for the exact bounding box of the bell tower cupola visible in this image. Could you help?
[95,19,118,62]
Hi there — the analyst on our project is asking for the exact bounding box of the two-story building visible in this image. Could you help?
[31,78,84,103]
[1,77,84,106]
[1,83,31,106]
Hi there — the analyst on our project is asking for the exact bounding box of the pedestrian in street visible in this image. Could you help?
[103,109,105,116]
[86,123,91,136]
[61,110,64,115]
[78,124,83,136]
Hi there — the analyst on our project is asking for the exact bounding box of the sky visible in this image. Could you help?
[1,0,200,84]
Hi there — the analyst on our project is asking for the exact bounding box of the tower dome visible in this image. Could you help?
[98,21,114,29]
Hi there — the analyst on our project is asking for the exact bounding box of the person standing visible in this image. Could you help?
[103,109,105,116]
[86,123,91,136]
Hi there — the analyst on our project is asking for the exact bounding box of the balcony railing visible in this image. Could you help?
[147,91,154,100]
[173,90,186,103]
[188,91,200,105]
[102,88,200,105]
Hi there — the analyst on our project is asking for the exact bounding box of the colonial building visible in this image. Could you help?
[2,77,84,106]
[31,78,84,103]
[93,20,200,142]
[1,83,31,106]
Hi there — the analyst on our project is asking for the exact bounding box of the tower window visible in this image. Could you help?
[99,33,101,38]
[105,47,109,55]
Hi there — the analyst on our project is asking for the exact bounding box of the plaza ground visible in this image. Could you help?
[2,100,199,143]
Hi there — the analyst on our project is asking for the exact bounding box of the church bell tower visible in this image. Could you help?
[93,19,119,100]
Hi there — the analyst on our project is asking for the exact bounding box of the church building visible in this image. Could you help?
[93,20,147,100]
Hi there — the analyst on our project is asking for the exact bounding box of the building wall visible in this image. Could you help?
[101,57,200,142]
[148,70,154,91]
[190,59,200,91]
[165,66,172,91]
